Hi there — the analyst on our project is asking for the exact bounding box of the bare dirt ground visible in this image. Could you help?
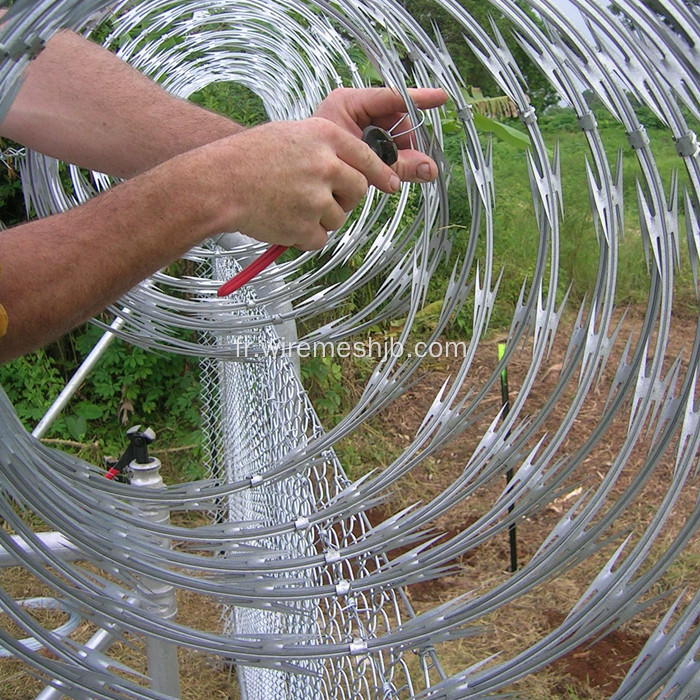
[1,307,698,698]
[359,306,699,697]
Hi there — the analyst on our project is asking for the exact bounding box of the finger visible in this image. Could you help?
[295,225,328,251]
[354,87,448,149]
[332,161,369,212]
[320,198,348,233]
[394,149,440,184]
[333,127,400,194]
[406,87,449,109]
[353,86,448,124]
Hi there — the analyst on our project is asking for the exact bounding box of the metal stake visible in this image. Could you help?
[499,343,517,573]
[127,426,182,698]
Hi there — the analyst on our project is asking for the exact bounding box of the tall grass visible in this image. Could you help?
[441,106,698,338]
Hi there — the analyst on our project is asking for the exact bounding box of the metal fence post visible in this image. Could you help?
[127,427,182,698]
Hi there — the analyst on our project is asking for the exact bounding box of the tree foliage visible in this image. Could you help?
[611,0,699,41]
[399,0,559,113]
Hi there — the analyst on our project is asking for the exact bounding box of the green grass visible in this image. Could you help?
[292,109,699,423]
[439,110,698,335]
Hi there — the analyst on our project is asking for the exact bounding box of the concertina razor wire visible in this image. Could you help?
[0,0,698,698]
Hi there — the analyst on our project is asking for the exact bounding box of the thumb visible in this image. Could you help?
[394,150,440,184]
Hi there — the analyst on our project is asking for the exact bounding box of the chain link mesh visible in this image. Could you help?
[197,248,433,699]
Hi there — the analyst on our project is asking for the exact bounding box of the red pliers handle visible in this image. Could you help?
[217,126,398,297]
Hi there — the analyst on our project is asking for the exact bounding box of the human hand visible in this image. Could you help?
[193,117,400,250]
[313,87,448,184]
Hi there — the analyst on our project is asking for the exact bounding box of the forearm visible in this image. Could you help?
[0,30,243,177]
[0,118,401,362]
[0,66,445,361]
[0,145,226,361]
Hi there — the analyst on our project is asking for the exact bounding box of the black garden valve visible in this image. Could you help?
[104,424,156,480]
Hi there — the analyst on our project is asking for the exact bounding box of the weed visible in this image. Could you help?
[0,324,202,459]
[300,355,347,425]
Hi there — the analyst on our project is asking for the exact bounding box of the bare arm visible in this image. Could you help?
[0,119,399,361]
[0,30,243,177]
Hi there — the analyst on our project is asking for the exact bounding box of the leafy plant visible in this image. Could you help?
[189,81,267,126]
[441,87,532,151]
[0,350,65,426]
[300,355,347,424]
[0,322,202,459]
